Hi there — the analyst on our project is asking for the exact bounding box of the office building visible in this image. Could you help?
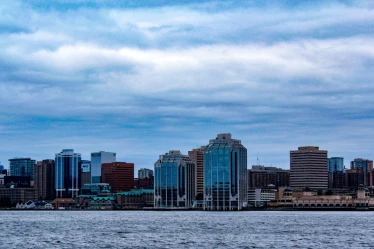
[154,150,195,208]
[55,149,81,198]
[9,158,36,180]
[0,165,4,171]
[34,160,55,200]
[349,158,373,187]
[290,146,328,190]
[188,147,204,198]
[248,165,290,189]
[80,160,91,188]
[138,168,153,179]
[328,157,345,189]
[204,133,247,210]
[90,151,116,183]
[101,162,134,193]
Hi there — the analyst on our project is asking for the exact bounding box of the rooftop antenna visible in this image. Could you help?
[257,154,260,165]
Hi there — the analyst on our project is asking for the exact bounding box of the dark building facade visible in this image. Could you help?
[248,165,290,189]
[9,158,36,180]
[101,162,134,193]
[34,160,55,200]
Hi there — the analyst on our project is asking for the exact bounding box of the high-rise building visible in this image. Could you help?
[55,149,81,198]
[0,165,4,171]
[188,147,204,198]
[154,150,195,208]
[101,162,134,193]
[90,151,116,183]
[80,160,91,188]
[328,157,344,189]
[34,160,55,200]
[290,146,328,190]
[248,165,290,189]
[348,158,374,188]
[138,168,153,179]
[204,133,247,211]
[9,158,36,180]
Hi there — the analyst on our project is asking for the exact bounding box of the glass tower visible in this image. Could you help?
[9,158,36,180]
[204,133,247,210]
[90,151,116,183]
[55,149,81,198]
[328,157,344,172]
[154,150,195,208]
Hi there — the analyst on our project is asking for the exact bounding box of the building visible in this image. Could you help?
[34,160,55,200]
[90,151,116,184]
[117,189,154,209]
[9,158,36,180]
[80,160,91,188]
[154,150,195,208]
[204,133,247,210]
[188,147,204,198]
[349,158,373,187]
[138,168,153,179]
[290,146,328,190]
[247,188,276,207]
[55,149,81,198]
[101,162,134,193]
[0,165,4,171]
[248,165,290,190]
[328,157,345,189]
[0,188,36,204]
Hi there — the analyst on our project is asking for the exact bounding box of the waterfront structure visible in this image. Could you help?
[90,151,116,183]
[55,149,81,198]
[247,188,276,207]
[9,158,36,180]
[188,147,204,198]
[81,183,111,195]
[154,150,195,208]
[0,188,36,204]
[204,133,247,210]
[328,157,345,189]
[290,146,328,190]
[34,160,55,200]
[101,162,134,193]
[248,165,290,190]
[117,189,154,209]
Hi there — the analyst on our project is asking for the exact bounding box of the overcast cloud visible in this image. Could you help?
[1,0,374,170]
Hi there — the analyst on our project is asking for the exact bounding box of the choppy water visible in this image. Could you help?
[0,211,373,248]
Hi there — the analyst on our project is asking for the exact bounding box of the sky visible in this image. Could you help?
[1,0,374,171]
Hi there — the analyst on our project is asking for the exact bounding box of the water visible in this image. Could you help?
[0,211,373,248]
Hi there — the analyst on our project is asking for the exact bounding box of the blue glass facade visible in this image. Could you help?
[90,151,116,183]
[204,133,247,210]
[55,149,81,198]
[9,158,36,180]
[351,158,373,173]
[328,157,344,172]
[154,150,195,208]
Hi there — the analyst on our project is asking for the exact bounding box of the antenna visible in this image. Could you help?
[257,154,259,165]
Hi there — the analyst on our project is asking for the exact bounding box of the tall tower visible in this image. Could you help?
[90,151,116,183]
[34,160,55,200]
[55,149,81,198]
[290,146,328,190]
[101,162,134,193]
[204,133,247,211]
[154,150,195,208]
[188,147,204,198]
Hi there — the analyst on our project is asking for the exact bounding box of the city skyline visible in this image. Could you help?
[1,1,374,171]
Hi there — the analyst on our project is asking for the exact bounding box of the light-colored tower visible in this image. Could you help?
[290,146,328,190]
[204,133,247,210]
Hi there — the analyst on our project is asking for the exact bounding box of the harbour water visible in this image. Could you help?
[0,211,373,248]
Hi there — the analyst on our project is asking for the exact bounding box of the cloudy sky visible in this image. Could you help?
[1,0,374,171]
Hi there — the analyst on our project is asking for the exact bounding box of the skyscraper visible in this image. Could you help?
[204,133,247,211]
[90,151,116,183]
[101,162,134,193]
[55,149,81,198]
[9,158,36,180]
[328,157,345,189]
[154,150,195,208]
[138,168,153,179]
[290,146,328,190]
[34,160,55,200]
[188,147,204,198]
